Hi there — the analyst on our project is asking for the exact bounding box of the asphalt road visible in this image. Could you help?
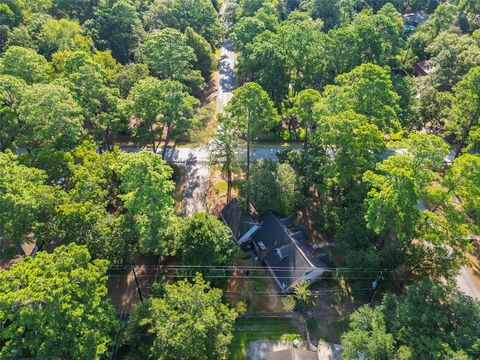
[120,145,298,163]
[217,38,236,113]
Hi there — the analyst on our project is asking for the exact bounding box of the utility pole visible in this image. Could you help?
[132,266,144,302]
[369,268,387,305]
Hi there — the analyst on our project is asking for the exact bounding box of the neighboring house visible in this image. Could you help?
[268,349,318,360]
[20,240,38,258]
[0,239,38,269]
[221,199,328,293]
[402,11,429,32]
[415,60,434,76]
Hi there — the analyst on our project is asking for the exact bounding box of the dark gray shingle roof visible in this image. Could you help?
[252,214,327,291]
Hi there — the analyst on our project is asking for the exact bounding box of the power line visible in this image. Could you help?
[107,273,400,281]
[138,285,372,297]
[108,264,388,272]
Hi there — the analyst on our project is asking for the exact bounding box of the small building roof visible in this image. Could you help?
[268,349,318,360]
[415,60,434,76]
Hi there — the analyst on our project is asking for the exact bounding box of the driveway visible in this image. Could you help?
[456,265,480,300]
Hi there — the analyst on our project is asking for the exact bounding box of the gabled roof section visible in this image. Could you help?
[220,198,260,243]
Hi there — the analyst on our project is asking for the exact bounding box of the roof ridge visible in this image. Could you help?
[270,214,318,268]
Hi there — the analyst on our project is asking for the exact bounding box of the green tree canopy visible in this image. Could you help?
[128,275,237,360]
[343,279,480,360]
[39,143,130,263]
[38,18,85,57]
[177,212,236,267]
[17,83,84,151]
[361,133,475,277]
[315,110,387,195]
[141,28,204,88]
[225,82,279,178]
[320,63,401,132]
[128,77,199,155]
[320,4,404,80]
[409,3,458,59]
[300,0,355,30]
[445,66,480,156]
[51,0,99,21]
[289,88,321,144]
[363,134,448,243]
[0,0,25,27]
[113,63,149,98]
[93,0,144,63]
[242,160,304,216]
[342,305,395,360]
[0,74,25,150]
[64,58,125,150]
[232,16,268,50]
[426,31,480,91]
[185,26,214,82]
[443,153,480,223]
[144,0,221,47]
[237,30,290,106]
[0,46,50,84]
[277,17,323,94]
[0,151,62,258]
[0,243,118,359]
[118,151,176,253]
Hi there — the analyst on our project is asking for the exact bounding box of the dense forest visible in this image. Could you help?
[0,0,479,359]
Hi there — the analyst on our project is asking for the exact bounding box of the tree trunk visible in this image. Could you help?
[246,122,251,180]
[151,125,157,153]
[162,124,171,160]
[227,169,232,203]
[304,125,308,146]
[105,128,113,152]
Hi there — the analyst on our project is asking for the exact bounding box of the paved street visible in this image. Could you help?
[120,145,299,164]
[217,39,236,113]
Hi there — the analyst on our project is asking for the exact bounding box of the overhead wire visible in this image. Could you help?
[108,264,389,272]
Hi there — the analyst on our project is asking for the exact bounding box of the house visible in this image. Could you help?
[221,199,328,293]
[402,11,429,31]
[0,239,38,269]
[415,60,434,76]
[268,349,318,360]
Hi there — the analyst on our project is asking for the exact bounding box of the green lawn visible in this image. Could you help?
[229,318,302,360]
